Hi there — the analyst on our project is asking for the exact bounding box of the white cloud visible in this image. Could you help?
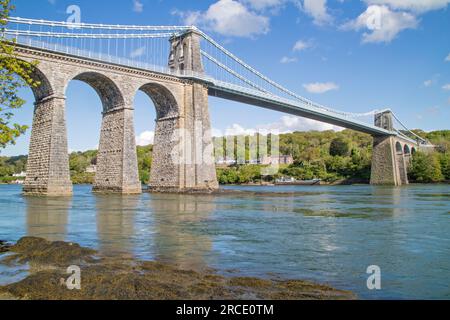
[302,0,333,25]
[280,56,298,63]
[446,53,450,62]
[174,0,270,38]
[423,79,433,87]
[133,0,144,13]
[215,115,343,137]
[341,5,418,43]
[130,47,146,58]
[364,0,450,13]
[136,131,154,146]
[303,82,339,94]
[293,40,311,52]
[443,84,450,91]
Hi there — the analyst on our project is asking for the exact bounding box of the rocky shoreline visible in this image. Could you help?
[0,237,355,300]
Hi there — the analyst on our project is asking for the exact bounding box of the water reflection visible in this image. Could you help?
[149,194,216,271]
[25,196,71,242]
[95,195,139,256]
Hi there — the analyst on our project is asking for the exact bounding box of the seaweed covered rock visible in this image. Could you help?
[0,238,356,300]
[0,240,11,254]
[6,237,95,266]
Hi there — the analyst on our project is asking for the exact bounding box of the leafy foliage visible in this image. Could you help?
[438,153,450,180]
[137,145,152,184]
[329,138,350,157]
[0,0,41,150]
[409,152,444,183]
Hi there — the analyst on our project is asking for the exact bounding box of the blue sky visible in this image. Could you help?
[2,0,450,156]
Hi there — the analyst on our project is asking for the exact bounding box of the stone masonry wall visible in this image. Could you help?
[370,136,412,186]
[23,97,72,196]
[93,108,141,194]
[370,136,399,186]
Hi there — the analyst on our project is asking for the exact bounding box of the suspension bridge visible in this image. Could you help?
[2,17,431,195]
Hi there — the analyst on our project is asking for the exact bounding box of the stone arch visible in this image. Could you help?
[14,61,53,101]
[404,144,411,155]
[411,147,417,155]
[67,72,125,112]
[395,141,403,155]
[134,82,182,191]
[62,71,140,194]
[137,83,179,119]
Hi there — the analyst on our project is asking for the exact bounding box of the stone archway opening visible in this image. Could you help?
[27,64,54,102]
[71,72,125,112]
[395,142,403,155]
[139,83,179,120]
[133,83,181,191]
[65,72,124,188]
[404,145,411,155]
[65,72,140,194]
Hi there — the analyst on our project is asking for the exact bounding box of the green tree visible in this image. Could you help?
[439,153,450,180]
[409,152,444,183]
[0,0,40,150]
[137,145,152,184]
[329,138,349,157]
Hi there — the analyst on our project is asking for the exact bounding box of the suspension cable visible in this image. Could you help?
[3,30,175,39]
[7,16,191,31]
[391,112,428,144]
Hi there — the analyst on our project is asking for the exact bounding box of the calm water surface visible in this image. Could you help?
[0,184,449,299]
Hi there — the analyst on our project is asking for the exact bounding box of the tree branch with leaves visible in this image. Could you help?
[0,0,40,150]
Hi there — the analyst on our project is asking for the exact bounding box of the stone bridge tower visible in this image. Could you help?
[149,29,218,192]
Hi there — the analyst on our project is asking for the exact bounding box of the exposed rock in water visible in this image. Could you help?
[0,240,11,254]
[0,237,356,300]
[2,237,95,266]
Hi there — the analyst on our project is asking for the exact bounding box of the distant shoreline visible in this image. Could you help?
[1,181,449,187]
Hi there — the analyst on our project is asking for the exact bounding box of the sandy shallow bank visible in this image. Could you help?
[0,237,355,300]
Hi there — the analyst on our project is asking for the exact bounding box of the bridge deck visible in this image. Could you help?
[207,82,394,137]
[14,43,417,143]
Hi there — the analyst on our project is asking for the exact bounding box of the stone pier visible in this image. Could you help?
[23,96,72,196]
[93,107,142,194]
[370,111,411,186]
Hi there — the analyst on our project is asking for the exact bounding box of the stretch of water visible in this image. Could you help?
[0,184,449,299]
